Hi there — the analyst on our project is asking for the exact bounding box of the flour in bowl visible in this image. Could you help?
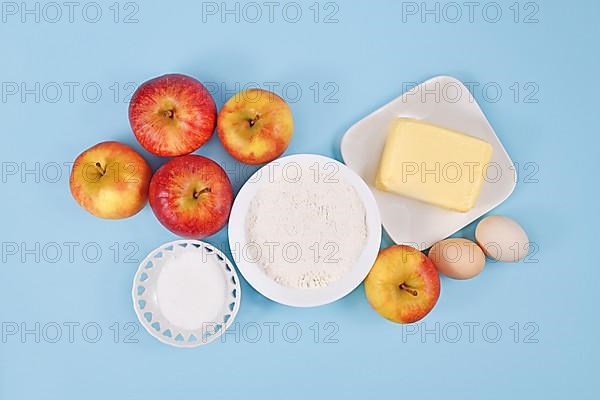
[245,163,367,289]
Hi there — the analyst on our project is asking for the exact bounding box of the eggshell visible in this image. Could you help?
[475,215,529,262]
[429,238,485,279]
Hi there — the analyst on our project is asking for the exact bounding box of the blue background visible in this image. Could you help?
[1,0,598,398]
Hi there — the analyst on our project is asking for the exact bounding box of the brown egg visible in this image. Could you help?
[429,238,486,279]
[475,215,529,262]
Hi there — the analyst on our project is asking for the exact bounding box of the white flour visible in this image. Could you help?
[245,165,367,289]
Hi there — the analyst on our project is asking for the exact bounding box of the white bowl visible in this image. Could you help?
[228,154,381,307]
[341,76,516,250]
[132,240,241,348]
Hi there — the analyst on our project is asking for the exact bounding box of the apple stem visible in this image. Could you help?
[163,109,174,119]
[399,283,418,296]
[193,187,211,199]
[248,114,260,127]
[95,162,105,176]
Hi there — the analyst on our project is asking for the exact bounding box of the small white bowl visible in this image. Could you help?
[228,154,381,307]
[132,240,241,348]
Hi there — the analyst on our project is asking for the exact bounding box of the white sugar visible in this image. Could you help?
[156,250,227,330]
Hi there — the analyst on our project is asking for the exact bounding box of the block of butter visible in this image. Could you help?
[375,118,493,212]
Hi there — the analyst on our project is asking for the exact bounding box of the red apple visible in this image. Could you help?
[69,141,152,219]
[129,74,217,157]
[148,155,233,238]
[364,245,441,323]
[217,88,293,164]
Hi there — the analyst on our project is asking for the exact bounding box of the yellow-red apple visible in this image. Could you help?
[365,245,441,323]
[217,89,293,164]
[69,141,152,219]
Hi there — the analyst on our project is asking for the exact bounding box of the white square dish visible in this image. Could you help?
[341,76,516,250]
